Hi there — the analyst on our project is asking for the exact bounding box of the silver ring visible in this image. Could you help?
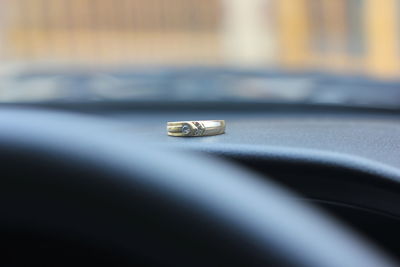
[167,120,225,137]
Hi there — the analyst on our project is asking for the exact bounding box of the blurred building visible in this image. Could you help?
[0,0,399,78]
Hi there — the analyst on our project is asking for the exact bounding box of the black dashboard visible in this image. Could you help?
[8,103,400,260]
[98,105,400,259]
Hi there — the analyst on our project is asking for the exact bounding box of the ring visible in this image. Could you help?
[167,120,225,137]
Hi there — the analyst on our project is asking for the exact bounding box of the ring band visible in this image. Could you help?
[167,120,225,137]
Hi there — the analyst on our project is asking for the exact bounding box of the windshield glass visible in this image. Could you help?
[1,0,399,108]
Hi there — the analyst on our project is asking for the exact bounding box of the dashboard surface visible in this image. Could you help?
[4,105,400,260]
[99,109,400,259]
[103,111,400,173]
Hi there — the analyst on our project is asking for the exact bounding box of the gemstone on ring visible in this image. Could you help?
[181,124,191,135]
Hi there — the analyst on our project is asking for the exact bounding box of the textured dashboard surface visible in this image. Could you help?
[106,111,400,172]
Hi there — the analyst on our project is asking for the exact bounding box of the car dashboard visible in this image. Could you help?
[6,103,400,260]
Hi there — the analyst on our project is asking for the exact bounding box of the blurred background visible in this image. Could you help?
[0,0,398,78]
[1,0,400,105]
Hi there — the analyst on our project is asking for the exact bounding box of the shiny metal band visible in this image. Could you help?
[167,120,225,137]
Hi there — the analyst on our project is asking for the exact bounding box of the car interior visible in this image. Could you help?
[1,1,400,266]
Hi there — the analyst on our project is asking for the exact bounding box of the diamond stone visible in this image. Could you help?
[181,124,191,135]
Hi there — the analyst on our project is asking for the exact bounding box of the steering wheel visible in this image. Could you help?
[0,109,395,267]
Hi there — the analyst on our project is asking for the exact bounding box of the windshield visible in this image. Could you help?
[1,0,399,108]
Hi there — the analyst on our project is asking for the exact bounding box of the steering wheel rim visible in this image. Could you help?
[0,108,395,267]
